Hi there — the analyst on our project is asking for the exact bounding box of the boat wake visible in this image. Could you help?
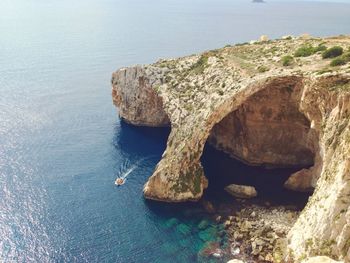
[115,156,156,186]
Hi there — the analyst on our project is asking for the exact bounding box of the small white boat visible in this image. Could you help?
[115,178,125,186]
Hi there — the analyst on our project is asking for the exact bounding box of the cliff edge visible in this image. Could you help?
[111,35,350,261]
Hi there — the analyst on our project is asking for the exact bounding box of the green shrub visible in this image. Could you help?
[236,42,249,46]
[314,44,327,52]
[322,46,343,59]
[281,55,294,66]
[316,68,333,75]
[190,54,209,74]
[329,51,350,67]
[330,57,347,67]
[294,44,326,57]
[257,65,269,73]
[342,52,350,61]
[294,45,315,57]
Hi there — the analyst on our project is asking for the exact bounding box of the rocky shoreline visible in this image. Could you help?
[199,198,344,263]
[225,204,297,262]
[197,196,300,263]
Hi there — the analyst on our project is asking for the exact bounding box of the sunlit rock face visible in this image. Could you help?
[112,36,350,261]
[111,66,170,127]
[208,78,315,168]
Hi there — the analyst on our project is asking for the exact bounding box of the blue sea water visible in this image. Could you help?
[0,0,350,262]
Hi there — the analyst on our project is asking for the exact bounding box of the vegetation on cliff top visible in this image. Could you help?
[322,46,343,59]
[294,44,326,57]
[281,55,294,66]
[154,35,350,106]
[330,51,350,67]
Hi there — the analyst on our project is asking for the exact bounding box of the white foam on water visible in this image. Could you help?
[115,156,157,184]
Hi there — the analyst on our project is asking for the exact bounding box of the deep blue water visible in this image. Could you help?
[1,0,350,262]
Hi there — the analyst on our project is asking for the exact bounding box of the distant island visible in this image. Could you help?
[252,0,265,3]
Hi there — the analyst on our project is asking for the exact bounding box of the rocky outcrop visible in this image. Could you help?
[112,35,350,261]
[224,204,299,262]
[111,66,170,126]
[224,184,257,199]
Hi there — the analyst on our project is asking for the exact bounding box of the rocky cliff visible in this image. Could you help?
[111,35,350,261]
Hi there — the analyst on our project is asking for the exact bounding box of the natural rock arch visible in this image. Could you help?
[142,76,321,202]
[111,36,350,261]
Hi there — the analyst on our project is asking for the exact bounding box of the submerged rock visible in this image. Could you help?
[198,227,218,242]
[176,223,191,235]
[164,218,179,228]
[201,199,216,214]
[198,219,210,230]
[224,184,257,199]
[198,241,223,260]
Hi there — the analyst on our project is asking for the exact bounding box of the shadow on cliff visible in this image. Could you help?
[113,120,170,159]
[201,143,311,209]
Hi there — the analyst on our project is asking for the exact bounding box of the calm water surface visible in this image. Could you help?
[0,0,349,262]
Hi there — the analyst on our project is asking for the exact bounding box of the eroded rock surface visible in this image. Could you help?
[208,77,316,168]
[111,35,350,261]
[111,66,170,126]
[224,184,258,199]
[224,204,299,262]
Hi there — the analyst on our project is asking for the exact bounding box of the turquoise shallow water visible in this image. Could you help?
[0,0,350,262]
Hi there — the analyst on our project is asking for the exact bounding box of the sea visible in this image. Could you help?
[1,0,349,262]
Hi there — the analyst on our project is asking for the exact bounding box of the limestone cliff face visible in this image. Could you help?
[111,66,170,127]
[287,76,350,261]
[208,78,316,168]
[111,35,350,261]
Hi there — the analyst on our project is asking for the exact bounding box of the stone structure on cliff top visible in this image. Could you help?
[112,35,350,261]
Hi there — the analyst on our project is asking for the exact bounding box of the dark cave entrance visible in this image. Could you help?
[200,143,311,209]
[200,78,318,209]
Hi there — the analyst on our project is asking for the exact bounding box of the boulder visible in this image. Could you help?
[227,259,245,263]
[198,219,210,230]
[225,184,257,199]
[201,199,216,213]
[215,215,222,222]
[284,168,315,192]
